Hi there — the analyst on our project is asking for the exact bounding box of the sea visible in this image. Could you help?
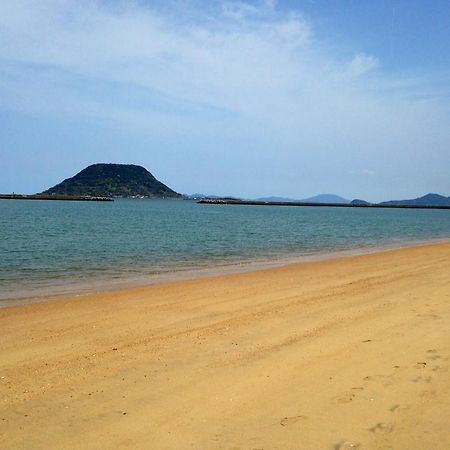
[1,198,449,306]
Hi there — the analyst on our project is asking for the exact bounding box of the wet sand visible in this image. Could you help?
[1,242,450,449]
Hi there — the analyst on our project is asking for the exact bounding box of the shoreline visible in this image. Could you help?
[1,236,449,308]
[1,241,450,449]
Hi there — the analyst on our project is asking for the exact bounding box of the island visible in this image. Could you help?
[0,163,182,201]
[42,163,181,199]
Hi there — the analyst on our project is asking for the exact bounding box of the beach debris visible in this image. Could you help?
[112,347,118,351]
[362,339,372,343]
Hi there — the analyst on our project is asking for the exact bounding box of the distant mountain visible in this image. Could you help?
[350,199,372,206]
[42,163,181,198]
[255,194,350,204]
[299,194,350,204]
[254,196,299,202]
[188,193,223,199]
[380,193,450,206]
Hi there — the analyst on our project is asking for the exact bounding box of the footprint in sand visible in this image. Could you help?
[389,404,410,413]
[368,422,394,434]
[336,393,355,404]
[336,385,365,404]
[411,375,432,383]
[419,389,436,398]
[416,313,439,319]
[280,415,305,426]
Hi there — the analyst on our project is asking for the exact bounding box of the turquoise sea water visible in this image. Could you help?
[1,198,449,305]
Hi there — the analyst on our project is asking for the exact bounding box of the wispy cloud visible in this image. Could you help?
[0,1,445,127]
[0,1,312,122]
[222,0,276,20]
[347,53,379,77]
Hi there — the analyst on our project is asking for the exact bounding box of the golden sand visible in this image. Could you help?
[1,242,450,449]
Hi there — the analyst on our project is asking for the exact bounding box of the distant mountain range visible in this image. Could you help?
[195,192,450,207]
[188,193,223,199]
[349,193,450,207]
[189,194,350,203]
[42,163,181,198]
[255,194,350,204]
[378,193,450,206]
[187,193,242,201]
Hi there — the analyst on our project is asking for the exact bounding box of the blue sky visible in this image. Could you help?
[0,0,449,201]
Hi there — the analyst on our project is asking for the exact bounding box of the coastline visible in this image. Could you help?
[1,241,450,449]
[2,236,449,308]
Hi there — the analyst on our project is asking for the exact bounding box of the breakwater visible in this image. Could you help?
[0,194,113,202]
[198,199,450,210]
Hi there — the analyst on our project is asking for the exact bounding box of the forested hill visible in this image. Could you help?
[42,163,181,198]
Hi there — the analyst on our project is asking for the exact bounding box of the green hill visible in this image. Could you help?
[42,163,181,198]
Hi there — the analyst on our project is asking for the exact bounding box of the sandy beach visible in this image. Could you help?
[1,242,450,449]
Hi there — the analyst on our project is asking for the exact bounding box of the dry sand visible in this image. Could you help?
[1,242,450,449]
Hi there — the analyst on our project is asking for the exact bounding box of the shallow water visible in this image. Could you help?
[1,198,449,304]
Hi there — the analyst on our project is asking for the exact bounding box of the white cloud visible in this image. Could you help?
[222,3,254,20]
[222,0,275,20]
[347,53,379,77]
[0,0,316,125]
[362,169,375,176]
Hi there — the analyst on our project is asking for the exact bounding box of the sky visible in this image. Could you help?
[0,0,449,201]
